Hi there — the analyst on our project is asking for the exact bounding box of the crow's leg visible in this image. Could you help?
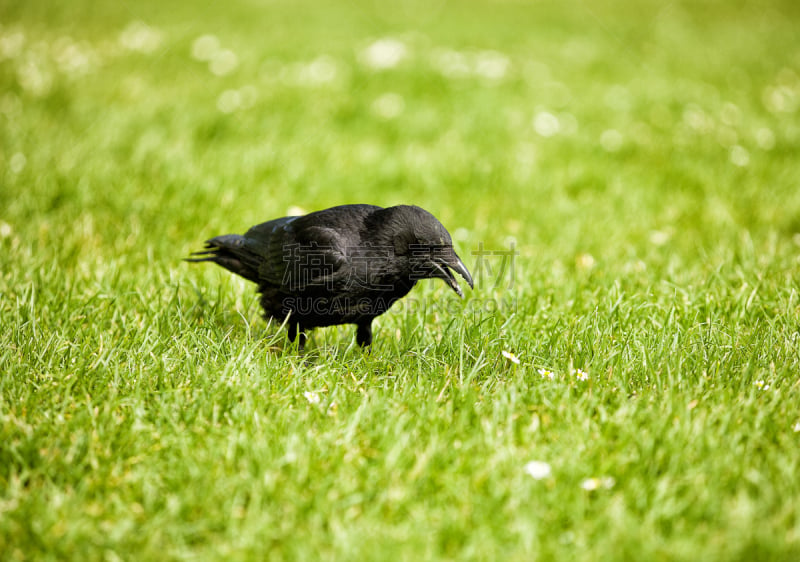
[287,321,306,353]
[356,321,373,349]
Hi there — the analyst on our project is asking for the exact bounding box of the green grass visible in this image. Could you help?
[3,0,800,559]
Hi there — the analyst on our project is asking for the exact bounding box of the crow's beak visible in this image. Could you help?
[432,253,474,298]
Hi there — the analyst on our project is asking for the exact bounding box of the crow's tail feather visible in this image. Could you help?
[185,234,261,283]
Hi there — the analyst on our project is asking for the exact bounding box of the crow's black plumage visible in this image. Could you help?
[187,204,473,351]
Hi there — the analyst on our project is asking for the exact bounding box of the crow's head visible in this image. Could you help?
[385,205,474,297]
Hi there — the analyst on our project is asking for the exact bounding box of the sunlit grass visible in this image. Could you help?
[2,0,800,559]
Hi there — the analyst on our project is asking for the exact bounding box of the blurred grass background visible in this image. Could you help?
[2,0,800,560]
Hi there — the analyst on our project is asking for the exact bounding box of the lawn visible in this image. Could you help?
[2,0,800,559]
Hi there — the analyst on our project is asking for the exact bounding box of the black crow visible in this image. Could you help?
[187,204,473,351]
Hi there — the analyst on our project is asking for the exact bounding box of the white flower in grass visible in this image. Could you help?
[793,422,800,433]
[474,50,510,81]
[756,127,775,150]
[524,460,552,480]
[502,350,520,365]
[572,368,589,382]
[532,111,560,137]
[360,38,407,70]
[52,37,96,77]
[209,49,238,76]
[575,253,596,270]
[16,56,53,96]
[649,230,671,246]
[192,34,220,61]
[119,21,163,54]
[600,129,623,152]
[217,89,241,113]
[303,391,321,404]
[537,368,554,380]
[0,29,25,60]
[581,476,615,491]
[430,48,470,79]
[730,145,750,167]
[754,380,770,391]
[301,55,339,85]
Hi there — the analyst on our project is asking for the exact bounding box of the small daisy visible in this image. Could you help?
[572,368,589,381]
[360,38,408,70]
[537,368,554,380]
[303,391,321,404]
[793,422,800,433]
[581,476,615,491]
[754,380,770,391]
[524,460,552,480]
[502,350,521,365]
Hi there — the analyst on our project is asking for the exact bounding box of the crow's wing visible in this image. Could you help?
[270,205,384,291]
[244,215,353,291]
[224,205,383,290]
[285,224,356,290]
